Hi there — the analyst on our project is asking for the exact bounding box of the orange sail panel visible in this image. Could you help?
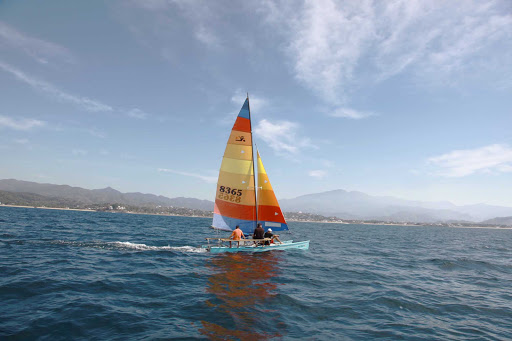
[256,151,289,231]
[212,98,257,234]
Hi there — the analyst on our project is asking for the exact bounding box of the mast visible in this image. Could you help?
[247,93,258,226]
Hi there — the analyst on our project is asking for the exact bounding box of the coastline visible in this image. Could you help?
[0,204,210,219]
[1,204,510,229]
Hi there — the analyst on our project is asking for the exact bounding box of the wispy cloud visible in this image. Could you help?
[127,108,149,119]
[14,138,29,145]
[195,25,221,49]
[219,90,269,125]
[72,149,88,156]
[158,168,217,183]
[329,107,374,120]
[428,144,512,177]
[0,61,113,112]
[285,0,373,104]
[124,0,223,53]
[0,115,45,130]
[308,169,327,179]
[85,128,107,138]
[254,119,315,155]
[262,0,512,104]
[231,89,268,114]
[0,21,75,65]
[0,61,151,119]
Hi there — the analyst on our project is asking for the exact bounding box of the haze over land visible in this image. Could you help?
[2,179,512,225]
[0,1,511,207]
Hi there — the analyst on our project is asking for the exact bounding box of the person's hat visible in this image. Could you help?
[267,228,272,232]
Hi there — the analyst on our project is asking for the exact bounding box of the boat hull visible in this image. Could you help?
[206,240,309,253]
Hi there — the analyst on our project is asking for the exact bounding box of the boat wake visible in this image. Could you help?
[50,240,207,253]
[109,241,207,253]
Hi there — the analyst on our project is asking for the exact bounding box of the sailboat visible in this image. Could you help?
[204,96,310,253]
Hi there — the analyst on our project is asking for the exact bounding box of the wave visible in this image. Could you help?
[109,241,207,253]
[50,240,207,253]
[429,257,510,271]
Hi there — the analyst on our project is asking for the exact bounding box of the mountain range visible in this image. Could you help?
[279,189,512,223]
[0,179,213,211]
[1,179,512,225]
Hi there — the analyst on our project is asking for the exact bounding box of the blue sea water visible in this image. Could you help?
[1,206,511,340]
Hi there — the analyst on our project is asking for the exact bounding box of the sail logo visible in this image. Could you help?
[235,136,246,142]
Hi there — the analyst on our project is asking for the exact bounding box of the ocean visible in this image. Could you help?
[1,206,511,340]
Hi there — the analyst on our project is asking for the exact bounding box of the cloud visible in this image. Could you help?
[329,107,374,119]
[308,170,327,179]
[0,61,149,118]
[0,21,74,65]
[127,108,149,119]
[72,149,88,156]
[219,90,269,125]
[0,61,113,112]
[285,0,374,104]
[428,144,512,177]
[195,25,221,48]
[262,0,512,103]
[0,115,45,130]
[14,138,29,145]
[124,0,222,51]
[254,119,315,154]
[231,90,268,114]
[158,168,217,183]
[85,128,107,138]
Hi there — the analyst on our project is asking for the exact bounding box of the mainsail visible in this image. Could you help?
[212,98,257,234]
[256,151,289,231]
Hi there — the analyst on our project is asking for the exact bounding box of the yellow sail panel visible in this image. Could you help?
[258,189,279,207]
[217,170,255,189]
[228,130,252,146]
[256,151,288,231]
[258,173,274,191]
[223,144,253,161]
[220,158,254,175]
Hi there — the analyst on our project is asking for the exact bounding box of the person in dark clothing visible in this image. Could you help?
[263,228,273,245]
[253,223,265,245]
[264,228,282,245]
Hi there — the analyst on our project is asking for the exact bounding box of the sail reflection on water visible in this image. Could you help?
[200,252,284,340]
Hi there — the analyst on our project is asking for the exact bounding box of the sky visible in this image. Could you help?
[0,0,511,206]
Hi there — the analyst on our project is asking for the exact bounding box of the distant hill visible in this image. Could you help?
[0,179,214,211]
[279,189,512,223]
[480,216,512,226]
[0,190,82,208]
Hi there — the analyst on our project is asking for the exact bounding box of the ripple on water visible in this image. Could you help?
[1,207,512,340]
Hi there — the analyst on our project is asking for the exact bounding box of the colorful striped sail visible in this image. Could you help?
[256,150,289,231]
[212,98,257,234]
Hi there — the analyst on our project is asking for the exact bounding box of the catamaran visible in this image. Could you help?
[203,96,310,253]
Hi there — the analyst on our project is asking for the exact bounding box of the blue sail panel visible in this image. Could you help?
[237,98,250,119]
[212,214,256,235]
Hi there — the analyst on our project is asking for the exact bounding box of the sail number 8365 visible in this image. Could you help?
[218,186,243,203]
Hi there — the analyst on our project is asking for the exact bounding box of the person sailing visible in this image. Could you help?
[229,225,245,248]
[252,223,265,246]
[264,228,282,245]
